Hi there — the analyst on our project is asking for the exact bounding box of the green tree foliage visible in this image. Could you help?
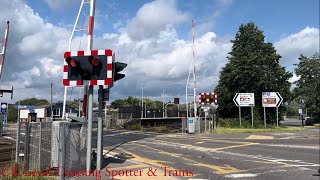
[284,100,300,116]
[216,22,292,123]
[293,53,320,114]
[17,98,49,106]
[7,104,17,123]
[110,96,184,111]
[110,96,140,109]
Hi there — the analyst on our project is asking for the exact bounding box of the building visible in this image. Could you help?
[19,103,79,122]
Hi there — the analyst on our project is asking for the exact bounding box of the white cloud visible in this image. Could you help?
[2,0,317,104]
[126,0,188,41]
[275,27,320,71]
[98,28,231,99]
[289,73,300,84]
[0,0,70,102]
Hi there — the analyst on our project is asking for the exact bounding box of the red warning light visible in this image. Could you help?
[66,57,77,68]
[88,56,99,66]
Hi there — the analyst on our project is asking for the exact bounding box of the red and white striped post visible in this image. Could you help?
[0,20,9,83]
[86,0,96,174]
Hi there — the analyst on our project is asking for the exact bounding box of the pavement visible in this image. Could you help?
[75,127,320,180]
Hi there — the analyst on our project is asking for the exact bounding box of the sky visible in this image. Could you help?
[0,0,319,104]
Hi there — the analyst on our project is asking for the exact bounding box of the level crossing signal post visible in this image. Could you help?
[63,49,127,171]
[198,92,218,133]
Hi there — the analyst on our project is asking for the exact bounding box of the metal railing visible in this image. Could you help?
[0,121,87,179]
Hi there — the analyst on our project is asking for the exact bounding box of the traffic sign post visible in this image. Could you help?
[233,93,255,127]
[262,92,283,127]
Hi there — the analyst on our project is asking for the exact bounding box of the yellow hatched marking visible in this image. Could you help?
[245,135,274,139]
[124,142,243,175]
[193,163,243,175]
[212,143,259,151]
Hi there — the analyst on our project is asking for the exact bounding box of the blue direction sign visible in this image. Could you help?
[13,105,36,109]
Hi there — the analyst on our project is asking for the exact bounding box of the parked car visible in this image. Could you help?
[305,117,320,126]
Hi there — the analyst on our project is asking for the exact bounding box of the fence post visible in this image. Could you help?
[59,123,65,180]
[24,122,30,171]
[0,113,3,137]
[15,119,21,173]
[38,123,42,169]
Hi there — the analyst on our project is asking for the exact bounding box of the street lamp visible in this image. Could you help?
[141,83,146,118]
[162,90,166,118]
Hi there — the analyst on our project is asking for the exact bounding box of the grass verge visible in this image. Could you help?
[215,127,307,134]
[314,123,320,128]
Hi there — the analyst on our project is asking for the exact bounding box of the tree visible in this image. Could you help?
[110,96,141,109]
[216,22,292,124]
[16,98,49,106]
[7,104,17,123]
[293,53,320,114]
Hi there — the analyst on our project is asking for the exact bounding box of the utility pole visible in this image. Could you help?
[141,84,145,118]
[162,90,166,118]
[51,83,53,120]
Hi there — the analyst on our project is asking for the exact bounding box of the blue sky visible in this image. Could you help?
[0,0,319,102]
[25,0,319,42]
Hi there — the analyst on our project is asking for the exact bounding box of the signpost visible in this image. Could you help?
[233,93,255,127]
[262,92,283,127]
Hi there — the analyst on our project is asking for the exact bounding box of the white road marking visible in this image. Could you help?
[225,167,316,179]
[225,173,258,178]
[133,139,320,167]
[258,143,319,149]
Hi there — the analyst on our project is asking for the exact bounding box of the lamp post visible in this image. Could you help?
[162,90,166,118]
[301,99,304,127]
[141,84,146,118]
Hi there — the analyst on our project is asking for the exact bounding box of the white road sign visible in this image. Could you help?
[233,93,255,107]
[262,92,283,107]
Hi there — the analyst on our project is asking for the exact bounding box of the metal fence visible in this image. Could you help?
[0,121,87,179]
[0,124,18,165]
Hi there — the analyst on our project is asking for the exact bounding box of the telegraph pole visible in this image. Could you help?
[51,82,53,120]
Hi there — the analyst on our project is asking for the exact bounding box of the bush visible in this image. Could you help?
[218,118,266,128]
[126,123,142,131]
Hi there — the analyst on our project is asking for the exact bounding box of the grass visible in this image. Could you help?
[314,123,320,128]
[215,126,307,134]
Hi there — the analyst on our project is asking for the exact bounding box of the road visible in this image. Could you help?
[282,117,304,126]
[78,128,320,180]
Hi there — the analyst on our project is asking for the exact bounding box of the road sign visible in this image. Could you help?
[262,92,283,107]
[13,105,36,109]
[63,50,113,87]
[298,109,302,114]
[233,93,255,107]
